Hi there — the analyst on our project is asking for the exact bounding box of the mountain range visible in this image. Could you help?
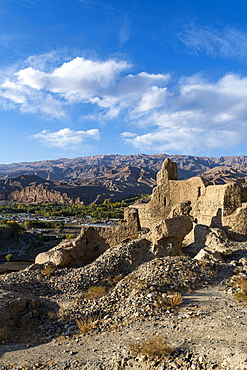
[1,153,247,204]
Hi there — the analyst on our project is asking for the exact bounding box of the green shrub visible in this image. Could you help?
[5,253,13,262]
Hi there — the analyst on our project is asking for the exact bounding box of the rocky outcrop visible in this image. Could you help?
[8,184,76,204]
[146,215,192,257]
[0,166,156,205]
[35,207,142,266]
[0,290,42,342]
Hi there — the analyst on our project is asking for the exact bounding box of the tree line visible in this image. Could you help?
[0,194,149,220]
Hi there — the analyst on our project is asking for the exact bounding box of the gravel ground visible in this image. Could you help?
[0,240,247,369]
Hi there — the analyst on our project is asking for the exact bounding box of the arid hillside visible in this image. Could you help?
[2,153,247,181]
[1,154,247,204]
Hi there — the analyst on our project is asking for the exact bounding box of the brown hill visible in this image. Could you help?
[198,165,247,184]
[1,154,247,204]
[1,154,247,181]
[0,166,156,205]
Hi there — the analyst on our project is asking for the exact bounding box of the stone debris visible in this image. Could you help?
[1,238,247,369]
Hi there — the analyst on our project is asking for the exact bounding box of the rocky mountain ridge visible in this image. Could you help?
[2,154,247,204]
[2,153,247,181]
[0,166,156,205]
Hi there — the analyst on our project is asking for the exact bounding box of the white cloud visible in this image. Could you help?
[88,72,170,118]
[0,54,171,124]
[121,132,137,138]
[32,128,100,149]
[137,86,168,112]
[122,127,239,154]
[15,57,131,99]
[16,67,48,89]
[179,26,247,59]
[0,78,65,119]
[0,56,131,118]
[122,73,247,154]
[3,52,247,155]
[119,14,132,45]
[0,79,27,104]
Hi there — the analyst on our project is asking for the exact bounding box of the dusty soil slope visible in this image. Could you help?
[0,242,247,369]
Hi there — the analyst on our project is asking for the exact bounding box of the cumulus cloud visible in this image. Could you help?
[0,78,65,119]
[179,26,247,58]
[0,55,170,121]
[0,56,131,118]
[2,52,247,154]
[122,73,247,154]
[137,86,168,112]
[15,57,131,99]
[32,128,100,149]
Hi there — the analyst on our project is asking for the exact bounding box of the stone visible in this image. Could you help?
[24,263,43,271]
[194,248,225,263]
[147,216,193,256]
[35,249,70,267]
[183,224,231,256]
[35,208,142,267]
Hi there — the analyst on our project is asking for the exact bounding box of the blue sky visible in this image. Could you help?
[1,0,247,163]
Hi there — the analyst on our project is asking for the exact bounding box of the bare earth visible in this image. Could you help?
[0,251,247,370]
[1,283,247,370]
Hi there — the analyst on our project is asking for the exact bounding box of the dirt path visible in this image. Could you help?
[1,281,247,369]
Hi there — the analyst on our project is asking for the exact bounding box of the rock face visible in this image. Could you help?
[8,184,76,204]
[0,168,156,205]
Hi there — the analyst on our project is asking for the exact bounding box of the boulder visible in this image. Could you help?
[0,291,32,342]
[184,224,230,256]
[194,248,225,263]
[35,249,70,267]
[147,215,193,256]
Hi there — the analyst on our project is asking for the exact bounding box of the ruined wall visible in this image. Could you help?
[134,158,246,237]
[36,207,142,266]
[133,158,178,229]
[222,204,247,236]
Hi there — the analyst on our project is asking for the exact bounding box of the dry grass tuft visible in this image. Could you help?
[235,291,247,305]
[102,274,124,288]
[41,264,56,277]
[233,276,247,292]
[167,292,183,307]
[83,285,107,300]
[128,335,172,360]
[233,276,247,305]
[47,310,59,321]
[76,315,100,335]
